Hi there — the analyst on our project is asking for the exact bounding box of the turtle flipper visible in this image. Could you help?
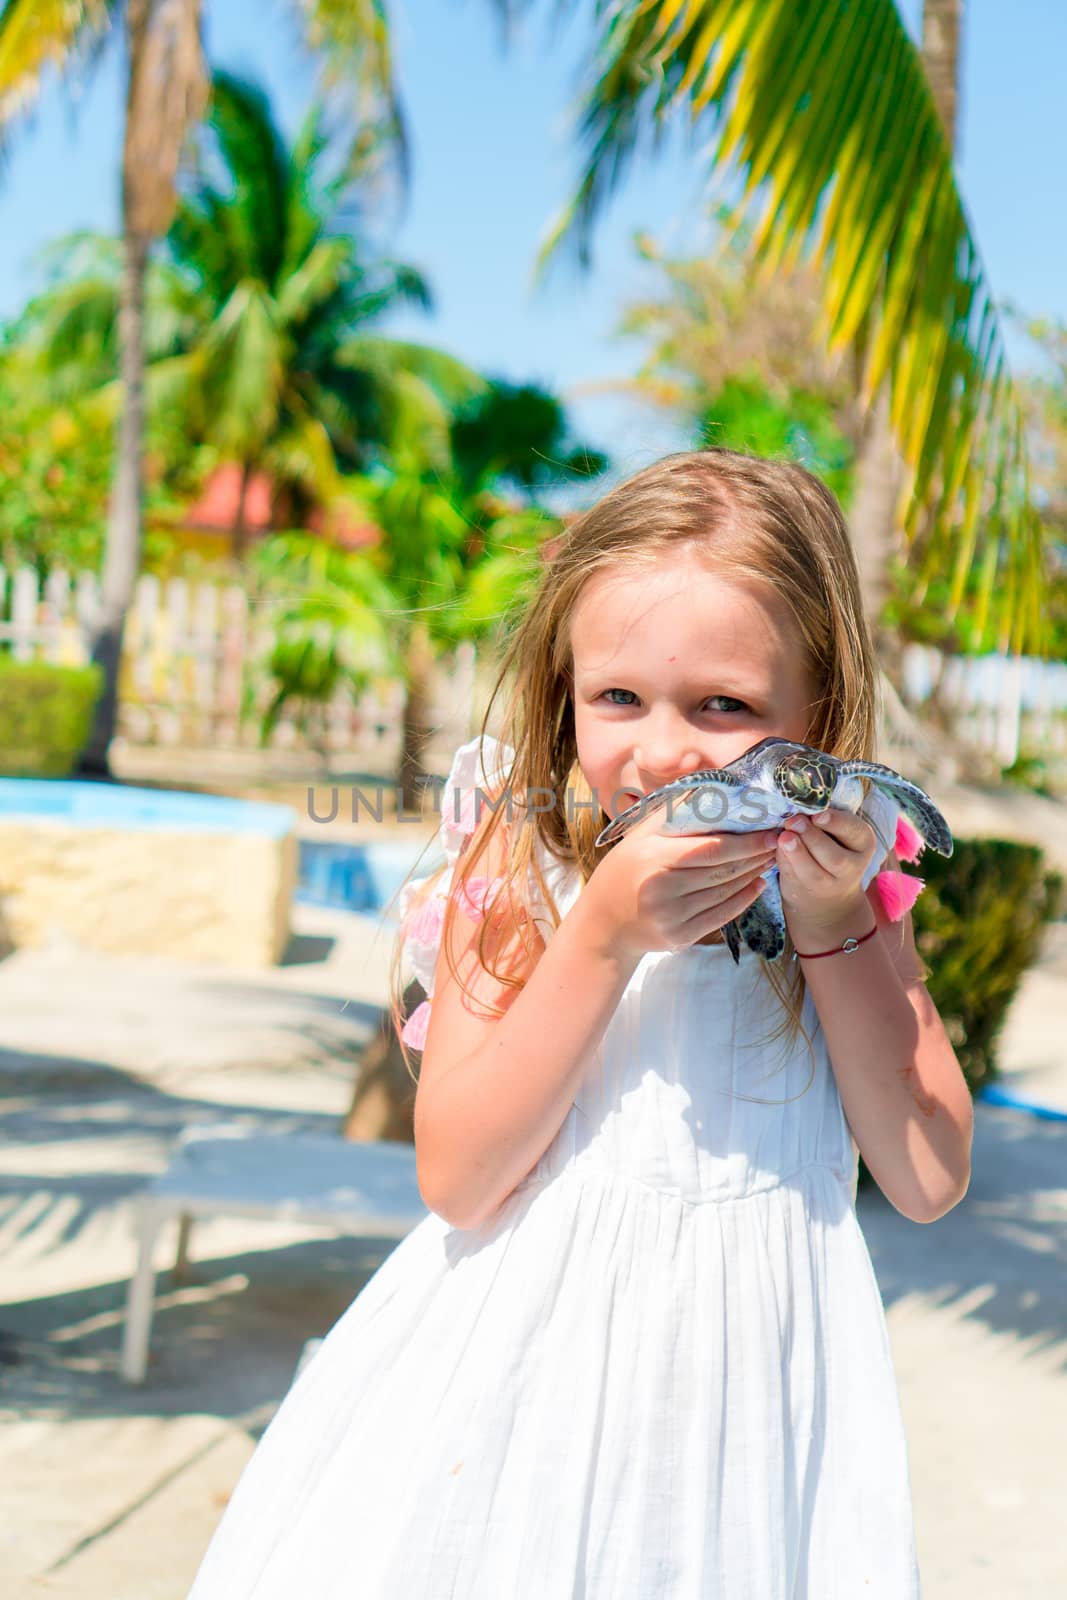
[595,790,672,848]
[722,917,742,965]
[737,869,786,961]
[594,768,741,848]
[837,761,953,858]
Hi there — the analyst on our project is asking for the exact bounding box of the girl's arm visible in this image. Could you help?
[413,830,641,1230]
[416,813,778,1231]
[778,813,974,1225]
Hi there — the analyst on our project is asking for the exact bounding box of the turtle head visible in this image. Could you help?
[774,752,837,811]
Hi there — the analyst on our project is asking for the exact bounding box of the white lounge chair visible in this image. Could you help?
[120,1124,428,1383]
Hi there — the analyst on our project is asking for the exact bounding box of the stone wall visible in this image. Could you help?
[0,821,297,970]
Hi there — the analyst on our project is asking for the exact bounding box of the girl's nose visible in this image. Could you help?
[636,744,706,788]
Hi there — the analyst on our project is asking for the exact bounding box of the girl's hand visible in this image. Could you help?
[776,807,880,948]
[586,807,783,962]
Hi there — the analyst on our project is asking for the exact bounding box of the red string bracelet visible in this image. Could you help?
[794,924,878,960]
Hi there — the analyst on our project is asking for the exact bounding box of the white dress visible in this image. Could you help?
[187,737,921,1599]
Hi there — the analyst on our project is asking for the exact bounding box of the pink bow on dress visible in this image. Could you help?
[400,874,507,1048]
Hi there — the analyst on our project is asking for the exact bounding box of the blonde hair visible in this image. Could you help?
[388,447,878,1100]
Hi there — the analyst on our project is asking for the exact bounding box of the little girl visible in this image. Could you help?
[188,448,973,1598]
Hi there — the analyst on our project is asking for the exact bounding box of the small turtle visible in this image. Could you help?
[593,736,953,963]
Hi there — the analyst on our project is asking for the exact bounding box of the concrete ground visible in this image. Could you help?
[0,900,1064,1597]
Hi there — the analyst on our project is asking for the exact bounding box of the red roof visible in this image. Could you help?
[184,463,274,532]
[182,463,380,549]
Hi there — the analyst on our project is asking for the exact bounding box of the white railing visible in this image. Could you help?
[899,642,1067,777]
[0,565,477,760]
[4,564,1060,781]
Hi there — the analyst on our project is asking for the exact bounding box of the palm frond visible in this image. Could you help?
[341,260,433,325]
[292,0,410,197]
[168,191,250,300]
[374,366,455,470]
[339,334,488,408]
[276,237,350,326]
[0,0,116,147]
[200,281,286,454]
[265,416,346,501]
[533,0,1048,654]
[201,70,291,286]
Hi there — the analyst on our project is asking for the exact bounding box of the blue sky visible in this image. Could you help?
[0,0,1064,491]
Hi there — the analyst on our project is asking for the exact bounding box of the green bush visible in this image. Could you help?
[856,837,1063,1194]
[0,658,103,777]
[914,839,1063,1087]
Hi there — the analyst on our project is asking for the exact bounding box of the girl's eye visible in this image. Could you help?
[599,689,749,713]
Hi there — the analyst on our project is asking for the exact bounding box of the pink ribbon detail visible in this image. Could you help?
[875,869,925,921]
[404,894,446,946]
[894,814,925,865]
[456,874,506,920]
[401,999,432,1050]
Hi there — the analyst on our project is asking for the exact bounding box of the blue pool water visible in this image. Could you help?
[0,778,296,837]
[0,775,439,918]
[297,838,444,918]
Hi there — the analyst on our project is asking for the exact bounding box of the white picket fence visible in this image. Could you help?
[899,642,1067,776]
[1,565,1063,780]
[0,565,477,759]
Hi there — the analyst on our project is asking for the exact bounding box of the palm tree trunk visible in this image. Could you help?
[76,226,149,779]
[232,459,254,561]
[75,0,207,779]
[847,377,906,655]
[342,978,420,1143]
[923,0,964,149]
[398,620,437,813]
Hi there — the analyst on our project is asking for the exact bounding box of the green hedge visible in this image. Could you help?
[914,839,1062,1088]
[0,658,103,777]
[856,837,1063,1193]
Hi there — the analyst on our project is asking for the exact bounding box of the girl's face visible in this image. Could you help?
[569,550,821,818]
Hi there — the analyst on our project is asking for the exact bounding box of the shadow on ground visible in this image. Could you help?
[1,1234,397,1440]
[858,1104,1067,1366]
[2,1029,1065,1446]
[0,1043,407,1439]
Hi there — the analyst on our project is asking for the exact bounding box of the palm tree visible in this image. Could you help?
[0,0,405,777]
[6,73,604,806]
[365,381,605,810]
[7,72,480,567]
[165,70,452,554]
[449,376,608,502]
[507,0,1047,660]
[845,0,965,656]
[249,375,606,809]
[922,0,962,148]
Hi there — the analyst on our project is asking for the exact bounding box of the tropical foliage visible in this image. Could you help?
[600,226,856,507]
[3,71,478,556]
[0,0,408,774]
[450,377,608,502]
[0,254,206,574]
[1007,308,1067,545]
[1002,306,1067,658]
[0,359,123,576]
[244,376,606,795]
[518,0,1049,656]
[1,57,607,792]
